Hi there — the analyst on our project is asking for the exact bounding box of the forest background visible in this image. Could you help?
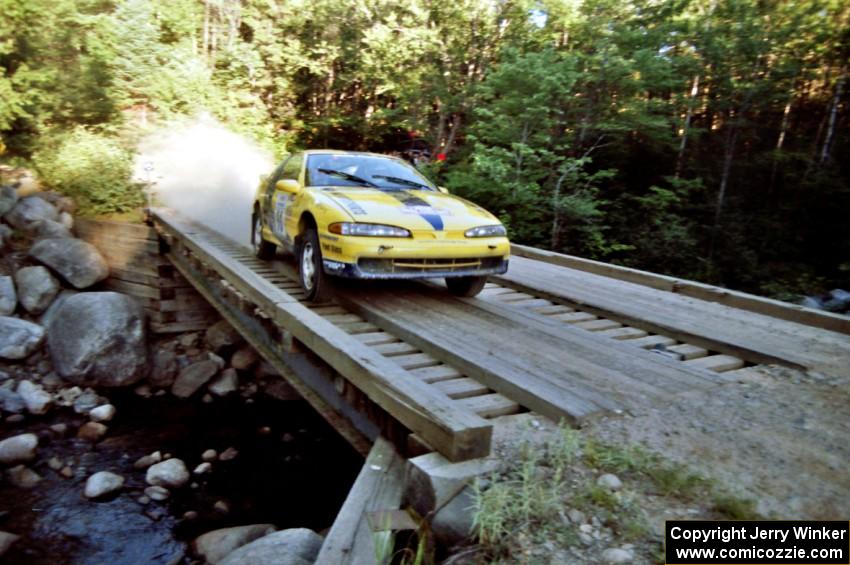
[1,0,848,299]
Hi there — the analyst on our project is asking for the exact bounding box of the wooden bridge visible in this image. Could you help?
[77,209,850,563]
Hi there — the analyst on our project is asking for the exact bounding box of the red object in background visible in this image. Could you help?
[436,152,446,161]
[408,130,419,138]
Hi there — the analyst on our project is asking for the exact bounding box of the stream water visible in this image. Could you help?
[0,391,363,564]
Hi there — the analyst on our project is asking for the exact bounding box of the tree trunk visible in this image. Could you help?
[708,123,739,269]
[820,71,846,165]
[675,74,700,178]
[768,86,795,194]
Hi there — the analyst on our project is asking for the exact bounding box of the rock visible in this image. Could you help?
[77,422,108,442]
[219,528,323,565]
[567,508,586,525]
[0,184,19,215]
[219,447,238,461]
[89,404,116,422]
[38,289,78,328]
[0,317,45,360]
[7,465,42,488]
[47,457,63,471]
[230,346,259,370]
[205,320,243,351]
[138,495,151,505]
[84,471,124,498]
[0,433,38,464]
[602,547,634,564]
[193,524,276,564]
[34,219,73,240]
[432,485,476,547]
[134,384,152,398]
[208,352,226,369]
[0,530,20,558]
[183,510,199,520]
[0,383,25,414]
[146,458,190,488]
[213,500,230,514]
[4,196,58,232]
[15,266,60,315]
[0,224,12,249]
[0,276,15,316]
[193,462,212,475]
[209,368,239,397]
[48,292,148,387]
[172,360,219,398]
[50,423,68,435]
[201,449,217,462]
[134,451,163,469]
[30,238,108,289]
[597,473,623,491]
[60,466,74,478]
[58,211,74,230]
[16,380,52,415]
[145,485,170,501]
[178,332,200,348]
[72,388,101,413]
[149,349,179,388]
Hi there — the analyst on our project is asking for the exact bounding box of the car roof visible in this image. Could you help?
[298,149,396,158]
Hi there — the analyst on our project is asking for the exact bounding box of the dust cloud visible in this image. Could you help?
[134,116,274,245]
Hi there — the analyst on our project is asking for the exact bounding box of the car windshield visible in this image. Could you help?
[306,154,436,191]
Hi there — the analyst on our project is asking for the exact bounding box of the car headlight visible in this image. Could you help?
[328,222,411,237]
[465,224,507,238]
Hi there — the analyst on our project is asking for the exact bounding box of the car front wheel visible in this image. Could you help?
[299,228,333,302]
[445,275,488,297]
[252,213,276,260]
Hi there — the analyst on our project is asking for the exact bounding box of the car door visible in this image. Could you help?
[262,158,289,233]
[270,152,304,248]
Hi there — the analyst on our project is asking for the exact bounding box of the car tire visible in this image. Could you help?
[445,275,488,297]
[299,228,333,302]
[252,212,276,260]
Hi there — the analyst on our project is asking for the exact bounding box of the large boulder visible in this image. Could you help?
[4,196,58,232]
[47,292,148,387]
[0,185,18,216]
[15,266,60,315]
[193,524,277,564]
[30,238,108,289]
[0,317,45,360]
[0,276,15,316]
[219,529,323,565]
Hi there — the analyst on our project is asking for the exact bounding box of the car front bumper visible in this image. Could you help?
[323,257,509,279]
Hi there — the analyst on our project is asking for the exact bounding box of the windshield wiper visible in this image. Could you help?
[371,175,433,191]
[317,168,377,187]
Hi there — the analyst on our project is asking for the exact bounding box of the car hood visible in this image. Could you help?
[321,187,500,232]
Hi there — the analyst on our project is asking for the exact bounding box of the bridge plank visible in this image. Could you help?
[337,285,725,425]
[498,255,850,377]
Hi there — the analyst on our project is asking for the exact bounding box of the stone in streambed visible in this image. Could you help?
[84,471,124,499]
[146,458,190,489]
[0,433,38,465]
[193,524,276,564]
[30,237,107,289]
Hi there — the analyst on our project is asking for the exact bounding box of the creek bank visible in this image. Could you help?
[0,185,363,563]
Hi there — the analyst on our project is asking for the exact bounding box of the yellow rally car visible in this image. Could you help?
[251,150,510,301]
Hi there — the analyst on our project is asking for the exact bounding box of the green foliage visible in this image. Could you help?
[32,127,143,215]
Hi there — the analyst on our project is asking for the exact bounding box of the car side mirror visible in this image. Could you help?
[276,179,301,194]
[437,186,450,194]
